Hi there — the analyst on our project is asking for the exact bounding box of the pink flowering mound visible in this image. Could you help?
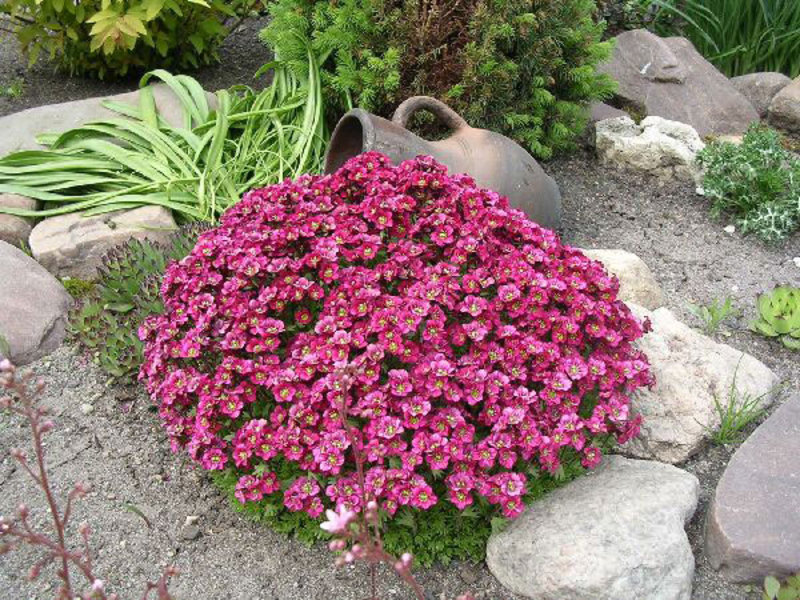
[139,152,653,526]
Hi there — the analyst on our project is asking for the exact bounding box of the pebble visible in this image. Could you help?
[80,403,94,415]
[793,257,800,269]
[723,225,736,234]
[181,523,202,541]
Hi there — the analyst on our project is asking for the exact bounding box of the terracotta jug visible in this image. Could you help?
[324,96,562,230]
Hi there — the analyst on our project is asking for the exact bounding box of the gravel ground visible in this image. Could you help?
[1,22,800,599]
[0,17,273,118]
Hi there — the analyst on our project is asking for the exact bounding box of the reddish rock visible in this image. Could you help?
[705,394,800,582]
[598,30,759,136]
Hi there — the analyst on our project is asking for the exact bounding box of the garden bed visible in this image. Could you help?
[0,151,797,599]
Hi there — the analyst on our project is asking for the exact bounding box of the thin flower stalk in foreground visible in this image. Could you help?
[322,363,474,600]
[0,359,176,600]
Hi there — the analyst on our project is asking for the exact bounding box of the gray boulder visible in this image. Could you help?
[768,76,800,132]
[29,206,176,280]
[582,248,664,309]
[0,194,37,247]
[598,30,759,136]
[0,84,218,157]
[0,241,72,365]
[595,115,705,182]
[705,394,800,582]
[731,72,792,118]
[621,305,779,464]
[486,456,699,600]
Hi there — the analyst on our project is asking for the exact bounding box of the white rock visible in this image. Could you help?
[581,248,664,310]
[80,403,95,415]
[621,304,779,464]
[595,115,705,182]
[723,225,736,234]
[793,257,800,269]
[487,456,699,600]
[29,206,176,280]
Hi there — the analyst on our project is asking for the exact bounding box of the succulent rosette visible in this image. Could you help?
[139,152,653,523]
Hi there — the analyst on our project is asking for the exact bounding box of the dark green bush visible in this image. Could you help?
[68,225,207,380]
[261,0,617,159]
[1,0,255,79]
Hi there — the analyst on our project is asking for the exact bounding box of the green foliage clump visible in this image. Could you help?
[687,296,738,335]
[645,0,800,78]
[595,0,656,37]
[261,0,617,159]
[68,225,206,380]
[212,451,588,566]
[751,286,800,351]
[0,66,329,223]
[697,125,800,243]
[765,573,800,600]
[61,278,96,299]
[1,0,255,79]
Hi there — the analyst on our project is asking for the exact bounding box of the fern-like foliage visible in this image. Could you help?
[261,0,616,159]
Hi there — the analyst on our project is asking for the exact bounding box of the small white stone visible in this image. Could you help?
[793,257,800,269]
[184,515,200,526]
[80,403,94,415]
[723,225,736,234]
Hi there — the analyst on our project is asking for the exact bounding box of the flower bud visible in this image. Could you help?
[10,448,26,461]
[40,420,55,434]
[343,551,354,564]
[17,504,28,519]
[401,552,413,567]
[27,564,41,580]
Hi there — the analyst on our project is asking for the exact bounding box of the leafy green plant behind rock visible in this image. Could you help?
[261,0,617,159]
[751,285,800,351]
[697,125,800,243]
[69,224,207,380]
[1,0,256,79]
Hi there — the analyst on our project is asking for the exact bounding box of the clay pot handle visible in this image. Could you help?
[392,96,468,131]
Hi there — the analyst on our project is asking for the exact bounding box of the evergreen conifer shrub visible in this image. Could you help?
[261,0,617,159]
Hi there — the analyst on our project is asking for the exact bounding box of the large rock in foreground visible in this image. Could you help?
[0,241,72,365]
[582,248,664,309]
[621,305,778,464]
[0,84,218,156]
[595,115,704,182]
[29,206,176,280]
[731,72,792,118]
[598,30,759,136]
[487,456,699,600]
[705,394,800,582]
[768,76,800,133]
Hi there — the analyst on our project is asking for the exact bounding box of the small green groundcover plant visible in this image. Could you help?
[751,285,800,351]
[0,0,256,79]
[687,296,738,335]
[261,0,617,159]
[138,152,654,564]
[764,573,800,600]
[697,125,800,244]
[69,225,207,380]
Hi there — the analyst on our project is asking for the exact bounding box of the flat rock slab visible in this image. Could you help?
[768,76,800,133]
[598,29,759,136]
[595,115,704,182]
[621,305,779,464]
[731,72,792,118]
[487,456,699,600]
[0,84,218,157]
[705,394,800,582]
[29,206,176,280]
[582,247,664,309]
[0,241,72,365]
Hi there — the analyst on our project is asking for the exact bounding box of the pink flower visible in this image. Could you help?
[320,506,356,535]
